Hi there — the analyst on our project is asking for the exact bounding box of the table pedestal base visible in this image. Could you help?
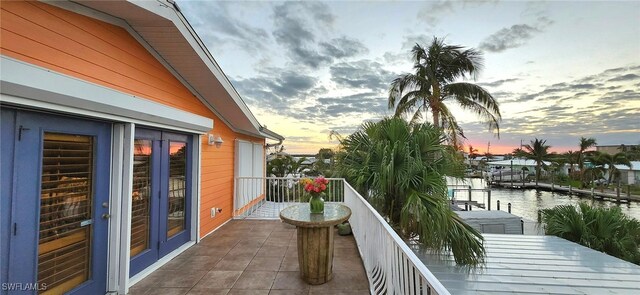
[296,226,335,285]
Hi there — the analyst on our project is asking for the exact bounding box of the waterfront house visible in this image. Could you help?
[605,161,640,185]
[1,1,282,294]
[3,2,639,295]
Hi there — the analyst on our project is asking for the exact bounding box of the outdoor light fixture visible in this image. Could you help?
[208,134,224,148]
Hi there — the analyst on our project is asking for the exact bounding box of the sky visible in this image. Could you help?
[179,0,640,155]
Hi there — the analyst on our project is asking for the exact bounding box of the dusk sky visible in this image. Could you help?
[180,1,640,155]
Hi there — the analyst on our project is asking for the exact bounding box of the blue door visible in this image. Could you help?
[1,109,110,295]
[129,128,192,276]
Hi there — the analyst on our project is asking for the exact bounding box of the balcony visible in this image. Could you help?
[130,177,449,295]
[129,220,368,294]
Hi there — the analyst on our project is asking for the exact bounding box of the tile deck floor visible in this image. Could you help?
[129,220,369,295]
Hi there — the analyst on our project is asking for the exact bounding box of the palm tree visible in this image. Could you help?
[541,203,640,265]
[335,117,485,266]
[590,152,632,185]
[563,150,580,179]
[467,145,479,167]
[388,37,501,145]
[519,138,554,185]
[578,137,597,187]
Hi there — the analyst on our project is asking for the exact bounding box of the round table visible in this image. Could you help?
[279,203,352,285]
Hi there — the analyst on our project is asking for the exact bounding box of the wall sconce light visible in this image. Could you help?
[208,134,224,148]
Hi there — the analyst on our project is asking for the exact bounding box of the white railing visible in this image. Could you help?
[343,181,451,295]
[233,177,344,218]
[232,177,449,294]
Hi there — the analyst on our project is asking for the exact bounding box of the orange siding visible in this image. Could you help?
[0,1,265,237]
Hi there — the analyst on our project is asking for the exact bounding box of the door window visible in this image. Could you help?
[39,133,95,294]
[129,129,192,276]
[131,140,153,257]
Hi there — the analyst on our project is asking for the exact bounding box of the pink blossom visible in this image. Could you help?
[320,184,326,190]
[314,187,321,193]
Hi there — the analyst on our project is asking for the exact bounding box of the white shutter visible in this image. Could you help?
[252,143,264,178]
[237,141,252,177]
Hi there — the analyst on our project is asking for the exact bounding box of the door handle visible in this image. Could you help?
[102,213,111,219]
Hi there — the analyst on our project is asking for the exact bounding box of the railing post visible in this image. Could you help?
[468,186,472,202]
[487,190,491,211]
[497,200,500,211]
[232,176,237,217]
[521,220,524,235]
[508,203,511,213]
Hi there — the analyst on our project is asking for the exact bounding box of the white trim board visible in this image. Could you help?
[0,56,213,133]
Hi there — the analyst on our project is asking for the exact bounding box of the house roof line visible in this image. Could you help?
[71,0,284,141]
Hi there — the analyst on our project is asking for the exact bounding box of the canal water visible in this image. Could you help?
[450,178,640,221]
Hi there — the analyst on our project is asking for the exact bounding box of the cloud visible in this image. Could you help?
[319,37,369,59]
[416,1,454,27]
[460,64,640,149]
[180,2,269,54]
[383,51,411,64]
[231,69,319,111]
[479,14,554,53]
[330,60,396,90]
[479,24,539,53]
[608,73,640,82]
[271,2,367,68]
[402,34,432,50]
[478,78,519,88]
[316,92,390,119]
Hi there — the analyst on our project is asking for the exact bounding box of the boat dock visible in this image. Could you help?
[490,181,640,202]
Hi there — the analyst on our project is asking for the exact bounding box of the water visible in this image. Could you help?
[450,178,640,221]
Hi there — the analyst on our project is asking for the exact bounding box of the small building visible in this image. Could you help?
[606,161,640,185]
[455,211,523,234]
[486,158,550,172]
[597,144,639,155]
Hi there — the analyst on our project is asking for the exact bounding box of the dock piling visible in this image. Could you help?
[497,200,500,211]
[508,203,512,213]
[487,191,492,211]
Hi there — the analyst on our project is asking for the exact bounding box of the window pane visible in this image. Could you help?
[167,141,186,238]
[38,133,93,294]
[131,140,152,256]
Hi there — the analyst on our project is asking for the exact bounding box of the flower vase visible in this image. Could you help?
[309,193,325,214]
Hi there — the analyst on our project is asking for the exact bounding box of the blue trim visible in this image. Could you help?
[0,108,17,292]
[129,128,193,276]
[129,129,162,276]
[3,109,110,295]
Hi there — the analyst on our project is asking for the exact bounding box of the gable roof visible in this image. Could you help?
[71,0,283,140]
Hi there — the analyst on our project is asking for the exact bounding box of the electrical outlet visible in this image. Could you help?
[210,208,216,218]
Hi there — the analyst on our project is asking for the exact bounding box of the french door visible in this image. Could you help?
[1,108,110,294]
[129,128,192,276]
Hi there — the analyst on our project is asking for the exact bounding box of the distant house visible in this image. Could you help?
[605,161,640,185]
[596,144,640,155]
[486,158,542,172]
[1,1,282,294]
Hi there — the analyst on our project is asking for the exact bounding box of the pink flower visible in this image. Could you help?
[320,184,326,190]
[323,179,329,184]
[314,187,321,193]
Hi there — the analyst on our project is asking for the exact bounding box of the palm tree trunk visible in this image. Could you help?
[432,108,440,127]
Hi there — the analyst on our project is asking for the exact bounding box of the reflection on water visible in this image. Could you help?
[450,178,640,221]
